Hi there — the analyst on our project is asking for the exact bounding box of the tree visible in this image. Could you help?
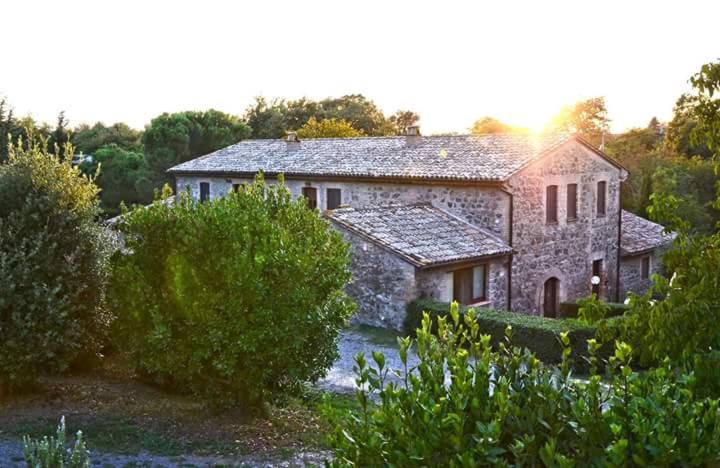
[109,175,355,407]
[72,122,143,155]
[296,117,364,139]
[143,109,251,183]
[49,111,71,156]
[388,110,420,135]
[612,60,720,367]
[470,116,513,134]
[81,144,154,216]
[243,94,411,138]
[0,137,110,392]
[548,97,610,145]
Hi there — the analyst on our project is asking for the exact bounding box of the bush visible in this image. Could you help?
[405,299,611,370]
[330,306,720,466]
[559,299,629,319]
[0,139,110,393]
[23,416,91,467]
[109,175,355,408]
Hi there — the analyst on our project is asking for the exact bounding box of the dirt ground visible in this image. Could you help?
[0,356,339,465]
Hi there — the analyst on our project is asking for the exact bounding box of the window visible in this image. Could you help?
[326,188,342,210]
[302,186,317,209]
[567,183,578,220]
[452,265,487,305]
[596,181,607,216]
[200,182,210,202]
[546,185,558,224]
[641,256,650,280]
[232,183,243,192]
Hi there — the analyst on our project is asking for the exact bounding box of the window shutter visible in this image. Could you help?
[567,183,577,220]
[200,182,210,202]
[546,185,558,223]
[597,181,606,216]
[302,187,317,209]
[326,188,342,210]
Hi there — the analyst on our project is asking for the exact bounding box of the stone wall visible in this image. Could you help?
[619,250,665,298]
[415,259,509,310]
[338,229,417,331]
[507,142,624,315]
[174,176,511,240]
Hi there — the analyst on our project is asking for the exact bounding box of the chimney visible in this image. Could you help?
[405,125,421,145]
[286,131,300,150]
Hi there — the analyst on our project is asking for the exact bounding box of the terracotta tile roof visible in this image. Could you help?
[167,133,576,182]
[621,210,676,256]
[327,203,512,268]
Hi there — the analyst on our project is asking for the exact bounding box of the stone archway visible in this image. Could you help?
[535,268,566,317]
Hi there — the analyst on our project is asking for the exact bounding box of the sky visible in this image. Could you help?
[2,0,719,135]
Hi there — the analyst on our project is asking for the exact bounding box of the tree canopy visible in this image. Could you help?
[73,122,143,155]
[548,97,610,145]
[142,109,251,182]
[296,117,364,139]
[243,94,417,139]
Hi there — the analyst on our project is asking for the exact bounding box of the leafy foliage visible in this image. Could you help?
[0,138,110,392]
[296,117,364,139]
[23,416,91,468]
[548,97,610,146]
[142,109,251,182]
[109,176,355,407]
[576,294,610,325]
[330,305,720,466]
[404,299,608,371]
[80,144,154,216]
[469,116,528,135]
[388,110,420,135]
[72,122,143,155]
[243,94,413,138]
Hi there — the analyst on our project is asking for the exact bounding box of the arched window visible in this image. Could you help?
[543,277,560,318]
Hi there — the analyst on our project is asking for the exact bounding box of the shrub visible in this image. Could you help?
[405,299,611,370]
[0,138,110,393]
[330,305,720,466]
[23,416,91,467]
[559,299,628,319]
[109,175,355,408]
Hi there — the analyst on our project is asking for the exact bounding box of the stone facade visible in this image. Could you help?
[507,142,624,315]
[174,139,661,327]
[175,176,511,240]
[619,250,664,298]
[338,230,417,330]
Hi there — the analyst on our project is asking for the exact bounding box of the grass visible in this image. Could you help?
[352,323,404,347]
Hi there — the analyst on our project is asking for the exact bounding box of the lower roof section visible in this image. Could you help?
[621,210,676,257]
[327,203,512,268]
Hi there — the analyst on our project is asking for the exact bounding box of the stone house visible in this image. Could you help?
[167,129,674,330]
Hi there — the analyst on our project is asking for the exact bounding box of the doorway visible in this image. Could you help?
[543,277,559,318]
[592,259,603,298]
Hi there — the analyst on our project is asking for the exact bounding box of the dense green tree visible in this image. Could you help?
[0,138,109,392]
[470,116,511,134]
[72,122,143,155]
[143,109,251,183]
[80,144,154,216]
[243,94,414,138]
[296,117,364,139]
[610,60,720,368]
[109,176,354,407]
[548,97,610,145]
[49,111,71,156]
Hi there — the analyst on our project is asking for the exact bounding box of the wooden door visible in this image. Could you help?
[543,277,558,318]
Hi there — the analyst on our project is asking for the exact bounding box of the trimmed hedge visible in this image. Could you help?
[405,299,618,371]
[559,300,629,319]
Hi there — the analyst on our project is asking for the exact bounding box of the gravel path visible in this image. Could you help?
[318,326,419,394]
[0,438,330,467]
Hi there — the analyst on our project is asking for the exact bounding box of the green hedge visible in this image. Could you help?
[559,301,629,319]
[405,299,617,371]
